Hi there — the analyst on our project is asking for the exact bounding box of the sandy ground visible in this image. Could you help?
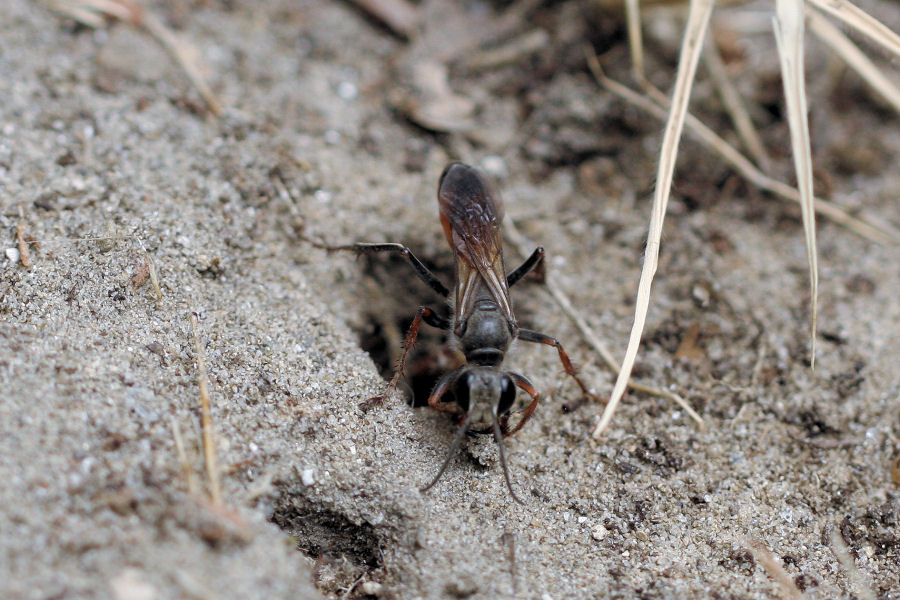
[1,0,899,598]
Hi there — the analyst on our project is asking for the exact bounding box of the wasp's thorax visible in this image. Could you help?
[458,295,515,366]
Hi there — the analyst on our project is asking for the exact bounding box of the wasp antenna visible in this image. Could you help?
[492,414,524,505]
[420,412,473,494]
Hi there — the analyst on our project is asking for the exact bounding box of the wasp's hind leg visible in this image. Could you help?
[318,242,450,298]
[506,247,544,288]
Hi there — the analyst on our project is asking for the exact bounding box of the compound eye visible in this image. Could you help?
[498,375,516,415]
[453,372,472,412]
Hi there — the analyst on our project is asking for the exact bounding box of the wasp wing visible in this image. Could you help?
[437,163,514,329]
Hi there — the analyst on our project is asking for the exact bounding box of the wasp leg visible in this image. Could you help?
[362,306,449,411]
[506,247,544,288]
[504,373,540,436]
[517,328,597,399]
[427,369,463,415]
[321,242,450,298]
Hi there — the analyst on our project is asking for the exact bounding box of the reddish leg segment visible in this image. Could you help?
[504,373,541,436]
[517,328,596,398]
[426,370,463,416]
[361,306,448,410]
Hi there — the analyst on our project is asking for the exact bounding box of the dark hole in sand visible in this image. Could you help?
[271,494,382,596]
[352,248,456,407]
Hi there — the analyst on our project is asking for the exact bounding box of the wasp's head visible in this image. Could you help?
[452,366,516,433]
[419,366,524,504]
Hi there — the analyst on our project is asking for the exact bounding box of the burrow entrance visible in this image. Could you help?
[271,494,383,598]
[352,247,456,407]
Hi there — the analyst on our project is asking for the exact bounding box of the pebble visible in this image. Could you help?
[591,524,608,541]
[300,468,315,486]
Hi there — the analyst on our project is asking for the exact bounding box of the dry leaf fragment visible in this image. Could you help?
[674,322,705,362]
[131,256,150,290]
[395,60,476,132]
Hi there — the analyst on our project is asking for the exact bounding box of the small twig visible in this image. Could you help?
[339,573,367,600]
[348,0,420,39]
[16,223,32,268]
[502,531,518,595]
[40,0,222,116]
[504,219,705,429]
[139,12,222,116]
[584,47,898,244]
[830,527,876,600]
[9,230,166,296]
[790,434,857,449]
[458,29,549,71]
[747,539,807,600]
[171,416,199,495]
[13,234,134,245]
[190,312,222,505]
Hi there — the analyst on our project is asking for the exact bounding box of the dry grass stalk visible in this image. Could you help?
[170,416,199,495]
[747,539,808,600]
[830,527,876,600]
[774,0,818,368]
[585,51,897,243]
[807,7,900,115]
[190,312,222,505]
[702,42,772,172]
[590,0,899,436]
[806,0,900,58]
[592,0,714,438]
[624,0,646,83]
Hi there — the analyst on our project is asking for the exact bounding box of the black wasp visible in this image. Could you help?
[319,163,595,503]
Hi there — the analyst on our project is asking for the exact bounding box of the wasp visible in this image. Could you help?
[320,163,594,503]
